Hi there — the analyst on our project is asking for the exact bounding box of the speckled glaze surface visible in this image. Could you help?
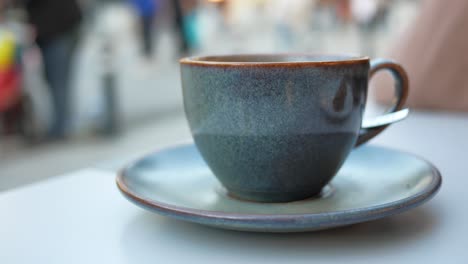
[180,54,408,202]
[116,143,441,232]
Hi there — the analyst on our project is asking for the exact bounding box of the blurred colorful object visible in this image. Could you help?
[0,31,16,70]
[0,30,21,111]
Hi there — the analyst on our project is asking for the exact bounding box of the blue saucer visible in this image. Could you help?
[116,144,441,232]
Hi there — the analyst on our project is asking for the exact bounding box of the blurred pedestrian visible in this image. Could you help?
[0,2,23,135]
[170,0,198,56]
[351,0,389,56]
[374,0,468,111]
[129,0,159,59]
[22,0,82,140]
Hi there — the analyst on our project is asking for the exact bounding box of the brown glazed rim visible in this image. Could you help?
[180,53,370,67]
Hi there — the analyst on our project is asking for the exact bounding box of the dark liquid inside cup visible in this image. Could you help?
[194,132,357,202]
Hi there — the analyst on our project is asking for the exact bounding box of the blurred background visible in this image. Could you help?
[0,0,422,189]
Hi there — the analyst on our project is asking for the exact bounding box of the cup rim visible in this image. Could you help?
[180,53,369,67]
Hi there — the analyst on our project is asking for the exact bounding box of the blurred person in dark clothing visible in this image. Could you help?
[169,0,190,57]
[129,0,159,59]
[22,0,82,140]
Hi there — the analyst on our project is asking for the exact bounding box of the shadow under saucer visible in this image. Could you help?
[121,206,439,263]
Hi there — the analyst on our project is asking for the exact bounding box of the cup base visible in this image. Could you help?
[226,185,333,203]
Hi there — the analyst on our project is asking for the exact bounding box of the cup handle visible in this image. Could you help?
[355,59,410,147]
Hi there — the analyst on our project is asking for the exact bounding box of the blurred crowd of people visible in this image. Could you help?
[1,0,82,142]
[0,0,199,142]
[1,0,464,145]
[0,0,396,143]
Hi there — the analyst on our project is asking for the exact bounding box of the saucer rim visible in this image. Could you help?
[116,144,442,229]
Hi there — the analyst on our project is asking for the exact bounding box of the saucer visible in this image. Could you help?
[116,144,441,232]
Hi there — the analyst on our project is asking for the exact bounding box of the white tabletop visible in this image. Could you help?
[1,111,468,263]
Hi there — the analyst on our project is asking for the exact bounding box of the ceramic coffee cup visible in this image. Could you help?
[180,54,409,202]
